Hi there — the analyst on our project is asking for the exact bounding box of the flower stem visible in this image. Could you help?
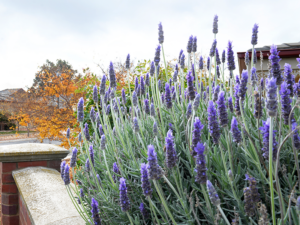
[217,205,231,225]
[269,117,276,225]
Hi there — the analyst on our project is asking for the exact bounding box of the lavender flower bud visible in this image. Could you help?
[222,50,226,63]
[245,174,260,204]
[121,88,126,105]
[60,161,66,180]
[284,63,294,97]
[186,70,195,100]
[199,56,204,70]
[66,128,70,139]
[213,15,218,34]
[93,85,98,103]
[141,163,152,197]
[99,125,104,136]
[239,70,248,101]
[144,99,150,115]
[213,85,220,102]
[158,22,164,44]
[173,70,178,83]
[77,97,84,122]
[89,145,94,166]
[140,76,145,95]
[70,147,78,168]
[228,96,233,113]
[109,62,117,88]
[153,122,158,136]
[217,91,228,127]
[259,118,278,160]
[90,107,96,123]
[110,88,115,99]
[91,198,101,225]
[251,67,257,87]
[180,53,185,69]
[145,73,150,86]
[165,83,172,109]
[84,123,90,141]
[132,91,138,107]
[269,45,283,85]
[203,91,207,100]
[158,80,161,90]
[235,75,240,85]
[260,78,264,91]
[178,50,183,64]
[150,61,155,77]
[227,41,236,71]
[194,142,207,184]
[230,117,242,144]
[186,103,192,119]
[139,203,149,219]
[165,130,178,169]
[104,91,109,103]
[154,45,161,66]
[251,23,259,46]
[193,93,201,111]
[192,36,197,52]
[133,117,139,133]
[150,103,156,117]
[125,54,130,69]
[280,81,293,125]
[207,180,220,206]
[253,49,257,65]
[119,178,130,211]
[78,133,82,142]
[85,159,90,172]
[234,83,241,116]
[113,162,119,183]
[245,51,250,66]
[207,57,210,70]
[192,117,204,155]
[147,145,163,180]
[99,75,106,95]
[292,123,300,150]
[100,134,106,150]
[207,100,221,145]
[244,187,255,217]
[216,48,221,65]
[187,35,193,53]
[63,164,70,185]
[209,39,217,57]
[266,77,277,117]
[253,90,262,119]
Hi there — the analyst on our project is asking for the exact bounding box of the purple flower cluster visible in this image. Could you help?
[119,177,130,212]
[140,163,152,197]
[125,54,130,69]
[228,96,233,113]
[245,51,250,66]
[216,48,221,65]
[227,41,236,71]
[260,118,278,160]
[251,23,259,46]
[165,130,178,168]
[209,39,217,57]
[280,81,293,125]
[139,203,149,219]
[192,36,197,52]
[109,62,117,88]
[147,145,163,180]
[70,147,78,168]
[213,85,220,102]
[231,117,242,144]
[91,198,102,225]
[238,70,248,101]
[194,142,207,184]
[187,35,193,53]
[207,180,220,206]
[269,45,283,85]
[292,122,300,150]
[284,63,294,97]
[213,15,218,34]
[158,22,164,44]
[266,77,278,117]
[186,70,195,101]
[234,83,241,116]
[113,162,119,183]
[254,89,262,119]
[77,97,84,122]
[217,91,228,127]
[154,45,161,66]
[84,123,90,141]
[165,83,172,109]
[199,56,204,70]
[207,100,221,145]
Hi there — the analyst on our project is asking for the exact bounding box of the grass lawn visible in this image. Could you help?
[0,131,36,135]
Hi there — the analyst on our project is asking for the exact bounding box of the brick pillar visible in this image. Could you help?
[0,144,69,225]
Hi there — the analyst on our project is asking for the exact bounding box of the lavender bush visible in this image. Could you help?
[62,17,300,225]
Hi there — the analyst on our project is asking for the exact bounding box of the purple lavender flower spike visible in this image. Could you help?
[158,79,161,90]
[245,174,260,204]
[203,91,207,100]
[213,85,220,102]
[254,89,262,119]
[227,41,236,71]
[99,75,106,95]
[207,100,221,145]
[109,62,117,88]
[294,80,300,98]
[209,39,217,57]
[150,103,155,117]
[119,177,130,212]
[230,117,242,144]
[192,36,197,52]
[90,107,96,123]
[251,23,259,46]
[178,50,183,64]
[199,56,204,70]
[187,35,193,53]
[259,118,278,160]
[284,63,294,97]
[192,117,204,155]
[161,92,164,104]
[173,70,178,83]
[78,133,82,142]
[253,49,257,65]
[216,48,221,65]
[186,102,192,119]
[186,70,195,101]
[165,83,172,109]
[236,75,240,85]
[213,15,218,34]
[194,142,207,184]
[217,91,228,127]
[216,65,220,78]
[91,198,101,225]
[77,97,84,122]
[135,77,139,92]
[145,73,150,86]
[147,145,163,180]
[222,50,226,64]
[141,163,153,197]
[99,125,104,136]
[180,53,185,69]
[125,54,130,69]
[239,70,248,101]
[207,57,210,70]
[84,123,90,141]
[93,85,98,103]
[63,164,70,185]
[121,88,126,105]
[260,78,264,91]
[60,161,66,180]
[244,187,255,217]
[89,145,94,166]
[280,81,294,125]
[140,76,145,95]
[269,45,283,85]
[153,122,158,136]
[104,91,109,103]
[193,93,201,111]
[144,99,150,115]
[150,61,155,77]
[234,83,241,116]
[113,162,119,183]
[139,203,149,219]
[154,45,161,66]
[132,91,138,107]
[66,128,70,139]
[251,67,258,87]
[80,188,84,198]
[169,78,172,88]
[70,147,78,168]
[100,134,106,150]
[207,180,220,206]
[266,77,278,117]
[245,51,250,66]
[292,122,300,150]
[133,117,139,133]
[158,22,164,44]
[165,130,178,169]
[228,96,233,113]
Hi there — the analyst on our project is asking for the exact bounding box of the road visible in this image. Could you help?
[0,138,62,146]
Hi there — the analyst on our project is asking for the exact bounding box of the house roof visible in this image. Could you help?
[0,88,25,101]
[247,42,300,51]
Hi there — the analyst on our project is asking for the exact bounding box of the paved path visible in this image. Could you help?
[0,138,62,146]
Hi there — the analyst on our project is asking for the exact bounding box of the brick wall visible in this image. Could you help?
[0,160,61,225]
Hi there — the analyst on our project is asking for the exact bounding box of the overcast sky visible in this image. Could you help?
[0,0,299,90]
